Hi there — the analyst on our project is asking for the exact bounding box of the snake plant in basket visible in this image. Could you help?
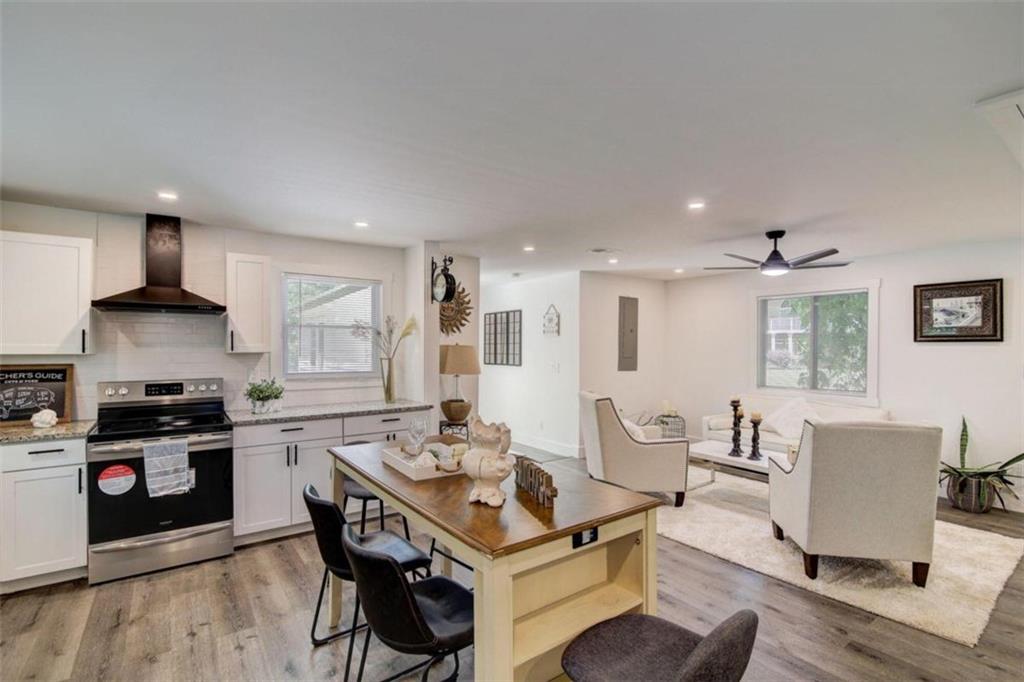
[939,418,1024,513]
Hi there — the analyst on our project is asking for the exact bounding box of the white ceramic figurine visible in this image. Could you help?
[462,416,514,507]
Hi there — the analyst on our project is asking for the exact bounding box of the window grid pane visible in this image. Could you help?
[757,290,867,395]
[284,273,380,376]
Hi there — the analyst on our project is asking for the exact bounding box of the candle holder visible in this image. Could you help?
[748,416,763,461]
[728,399,742,457]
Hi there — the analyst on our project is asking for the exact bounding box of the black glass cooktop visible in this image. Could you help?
[88,404,232,443]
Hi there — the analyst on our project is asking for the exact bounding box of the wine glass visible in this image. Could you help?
[407,417,428,455]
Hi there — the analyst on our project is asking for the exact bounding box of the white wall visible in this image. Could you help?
[1,200,416,418]
[665,239,1023,488]
[479,272,581,457]
[579,272,670,417]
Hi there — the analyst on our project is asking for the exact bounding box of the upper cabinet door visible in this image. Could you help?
[0,231,93,355]
[225,252,270,353]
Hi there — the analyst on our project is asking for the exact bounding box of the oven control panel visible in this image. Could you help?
[97,378,224,404]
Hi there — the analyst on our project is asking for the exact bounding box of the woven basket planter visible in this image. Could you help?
[946,476,996,514]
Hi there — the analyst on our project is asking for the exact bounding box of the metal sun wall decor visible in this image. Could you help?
[440,284,473,336]
[542,304,561,336]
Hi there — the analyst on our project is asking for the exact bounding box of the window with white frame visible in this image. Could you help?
[284,273,381,376]
[757,289,869,395]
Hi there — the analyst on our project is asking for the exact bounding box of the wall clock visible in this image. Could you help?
[440,284,473,336]
[431,255,456,304]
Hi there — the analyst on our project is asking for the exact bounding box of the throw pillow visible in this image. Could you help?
[762,398,819,440]
[622,419,647,441]
[707,415,734,431]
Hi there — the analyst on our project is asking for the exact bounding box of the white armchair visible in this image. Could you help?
[768,419,943,587]
[579,391,690,506]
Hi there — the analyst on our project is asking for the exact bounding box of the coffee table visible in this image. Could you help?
[687,439,790,488]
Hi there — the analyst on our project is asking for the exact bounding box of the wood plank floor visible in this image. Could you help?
[2,466,1022,681]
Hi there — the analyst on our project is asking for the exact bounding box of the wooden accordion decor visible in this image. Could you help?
[514,455,558,507]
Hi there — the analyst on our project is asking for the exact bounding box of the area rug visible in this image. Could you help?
[656,471,1024,647]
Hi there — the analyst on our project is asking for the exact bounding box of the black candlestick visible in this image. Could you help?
[748,417,763,461]
[728,399,742,457]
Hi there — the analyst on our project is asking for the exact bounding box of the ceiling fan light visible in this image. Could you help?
[760,263,790,276]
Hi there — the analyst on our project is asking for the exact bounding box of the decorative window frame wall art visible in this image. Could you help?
[542,304,561,336]
[483,310,522,366]
[914,279,1003,342]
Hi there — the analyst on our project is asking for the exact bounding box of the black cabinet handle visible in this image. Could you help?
[280,427,304,432]
[286,444,291,467]
[230,330,234,351]
[293,446,299,466]
[81,329,86,353]
[381,417,401,423]
[78,467,83,494]
[28,448,65,455]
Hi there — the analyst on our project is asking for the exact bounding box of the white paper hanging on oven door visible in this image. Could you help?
[142,440,191,496]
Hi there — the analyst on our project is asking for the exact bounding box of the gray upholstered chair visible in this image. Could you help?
[768,419,943,586]
[579,391,690,506]
[561,611,759,682]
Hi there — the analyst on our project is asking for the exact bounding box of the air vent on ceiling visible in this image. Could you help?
[977,89,1024,168]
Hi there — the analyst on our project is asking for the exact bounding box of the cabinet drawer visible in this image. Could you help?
[1,439,86,473]
[344,409,430,438]
[233,418,343,448]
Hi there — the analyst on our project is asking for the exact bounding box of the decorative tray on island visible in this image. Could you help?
[381,443,465,481]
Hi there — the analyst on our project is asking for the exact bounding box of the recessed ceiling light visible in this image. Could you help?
[687,199,706,211]
[674,268,685,274]
[607,257,619,264]
[522,245,535,252]
[157,190,178,202]
[353,221,370,229]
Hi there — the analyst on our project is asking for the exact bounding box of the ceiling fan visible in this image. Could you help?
[704,230,850,277]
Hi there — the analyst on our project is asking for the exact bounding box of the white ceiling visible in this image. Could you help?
[2,3,1021,283]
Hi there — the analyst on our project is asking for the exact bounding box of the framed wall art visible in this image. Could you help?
[0,364,75,424]
[914,279,1003,342]
[483,310,522,366]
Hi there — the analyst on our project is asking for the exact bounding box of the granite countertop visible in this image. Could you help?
[0,420,95,444]
[227,399,433,427]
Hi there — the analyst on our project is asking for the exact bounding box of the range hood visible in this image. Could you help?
[91,214,226,314]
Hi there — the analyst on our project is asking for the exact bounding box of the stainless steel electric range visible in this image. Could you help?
[86,378,233,584]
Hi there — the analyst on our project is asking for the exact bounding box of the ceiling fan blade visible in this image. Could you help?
[788,248,839,267]
[792,262,851,269]
[703,266,759,270]
[723,253,763,265]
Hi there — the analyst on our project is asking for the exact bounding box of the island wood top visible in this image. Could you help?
[328,439,661,559]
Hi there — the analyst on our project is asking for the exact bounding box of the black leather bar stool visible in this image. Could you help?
[344,441,411,540]
[561,610,759,682]
[303,484,432,665]
[342,524,474,682]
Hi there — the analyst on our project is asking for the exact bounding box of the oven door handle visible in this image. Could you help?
[90,521,233,554]
[88,433,232,455]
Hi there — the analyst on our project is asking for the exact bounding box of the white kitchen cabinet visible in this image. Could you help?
[0,231,93,355]
[233,443,292,536]
[290,437,337,525]
[225,252,270,353]
[0,463,87,581]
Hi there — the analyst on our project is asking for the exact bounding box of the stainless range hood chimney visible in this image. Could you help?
[91,214,226,314]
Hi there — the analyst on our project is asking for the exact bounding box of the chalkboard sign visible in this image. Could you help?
[0,364,75,424]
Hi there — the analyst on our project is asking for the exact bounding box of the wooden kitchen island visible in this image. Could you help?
[327,439,661,682]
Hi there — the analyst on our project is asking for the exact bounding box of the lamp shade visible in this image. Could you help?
[440,344,481,376]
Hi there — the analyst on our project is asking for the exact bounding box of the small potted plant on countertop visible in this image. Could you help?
[940,417,1023,513]
[244,377,285,415]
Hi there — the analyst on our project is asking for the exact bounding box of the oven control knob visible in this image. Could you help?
[187,384,196,392]
[209,383,218,391]
[104,387,116,397]
[117,386,129,396]
[198,384,207,391]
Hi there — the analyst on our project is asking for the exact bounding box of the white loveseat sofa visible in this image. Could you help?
[701,394,890,453]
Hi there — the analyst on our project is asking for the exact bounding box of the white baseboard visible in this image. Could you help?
[0,566,86,595]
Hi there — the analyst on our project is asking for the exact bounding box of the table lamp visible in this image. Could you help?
[439,343,481,422]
